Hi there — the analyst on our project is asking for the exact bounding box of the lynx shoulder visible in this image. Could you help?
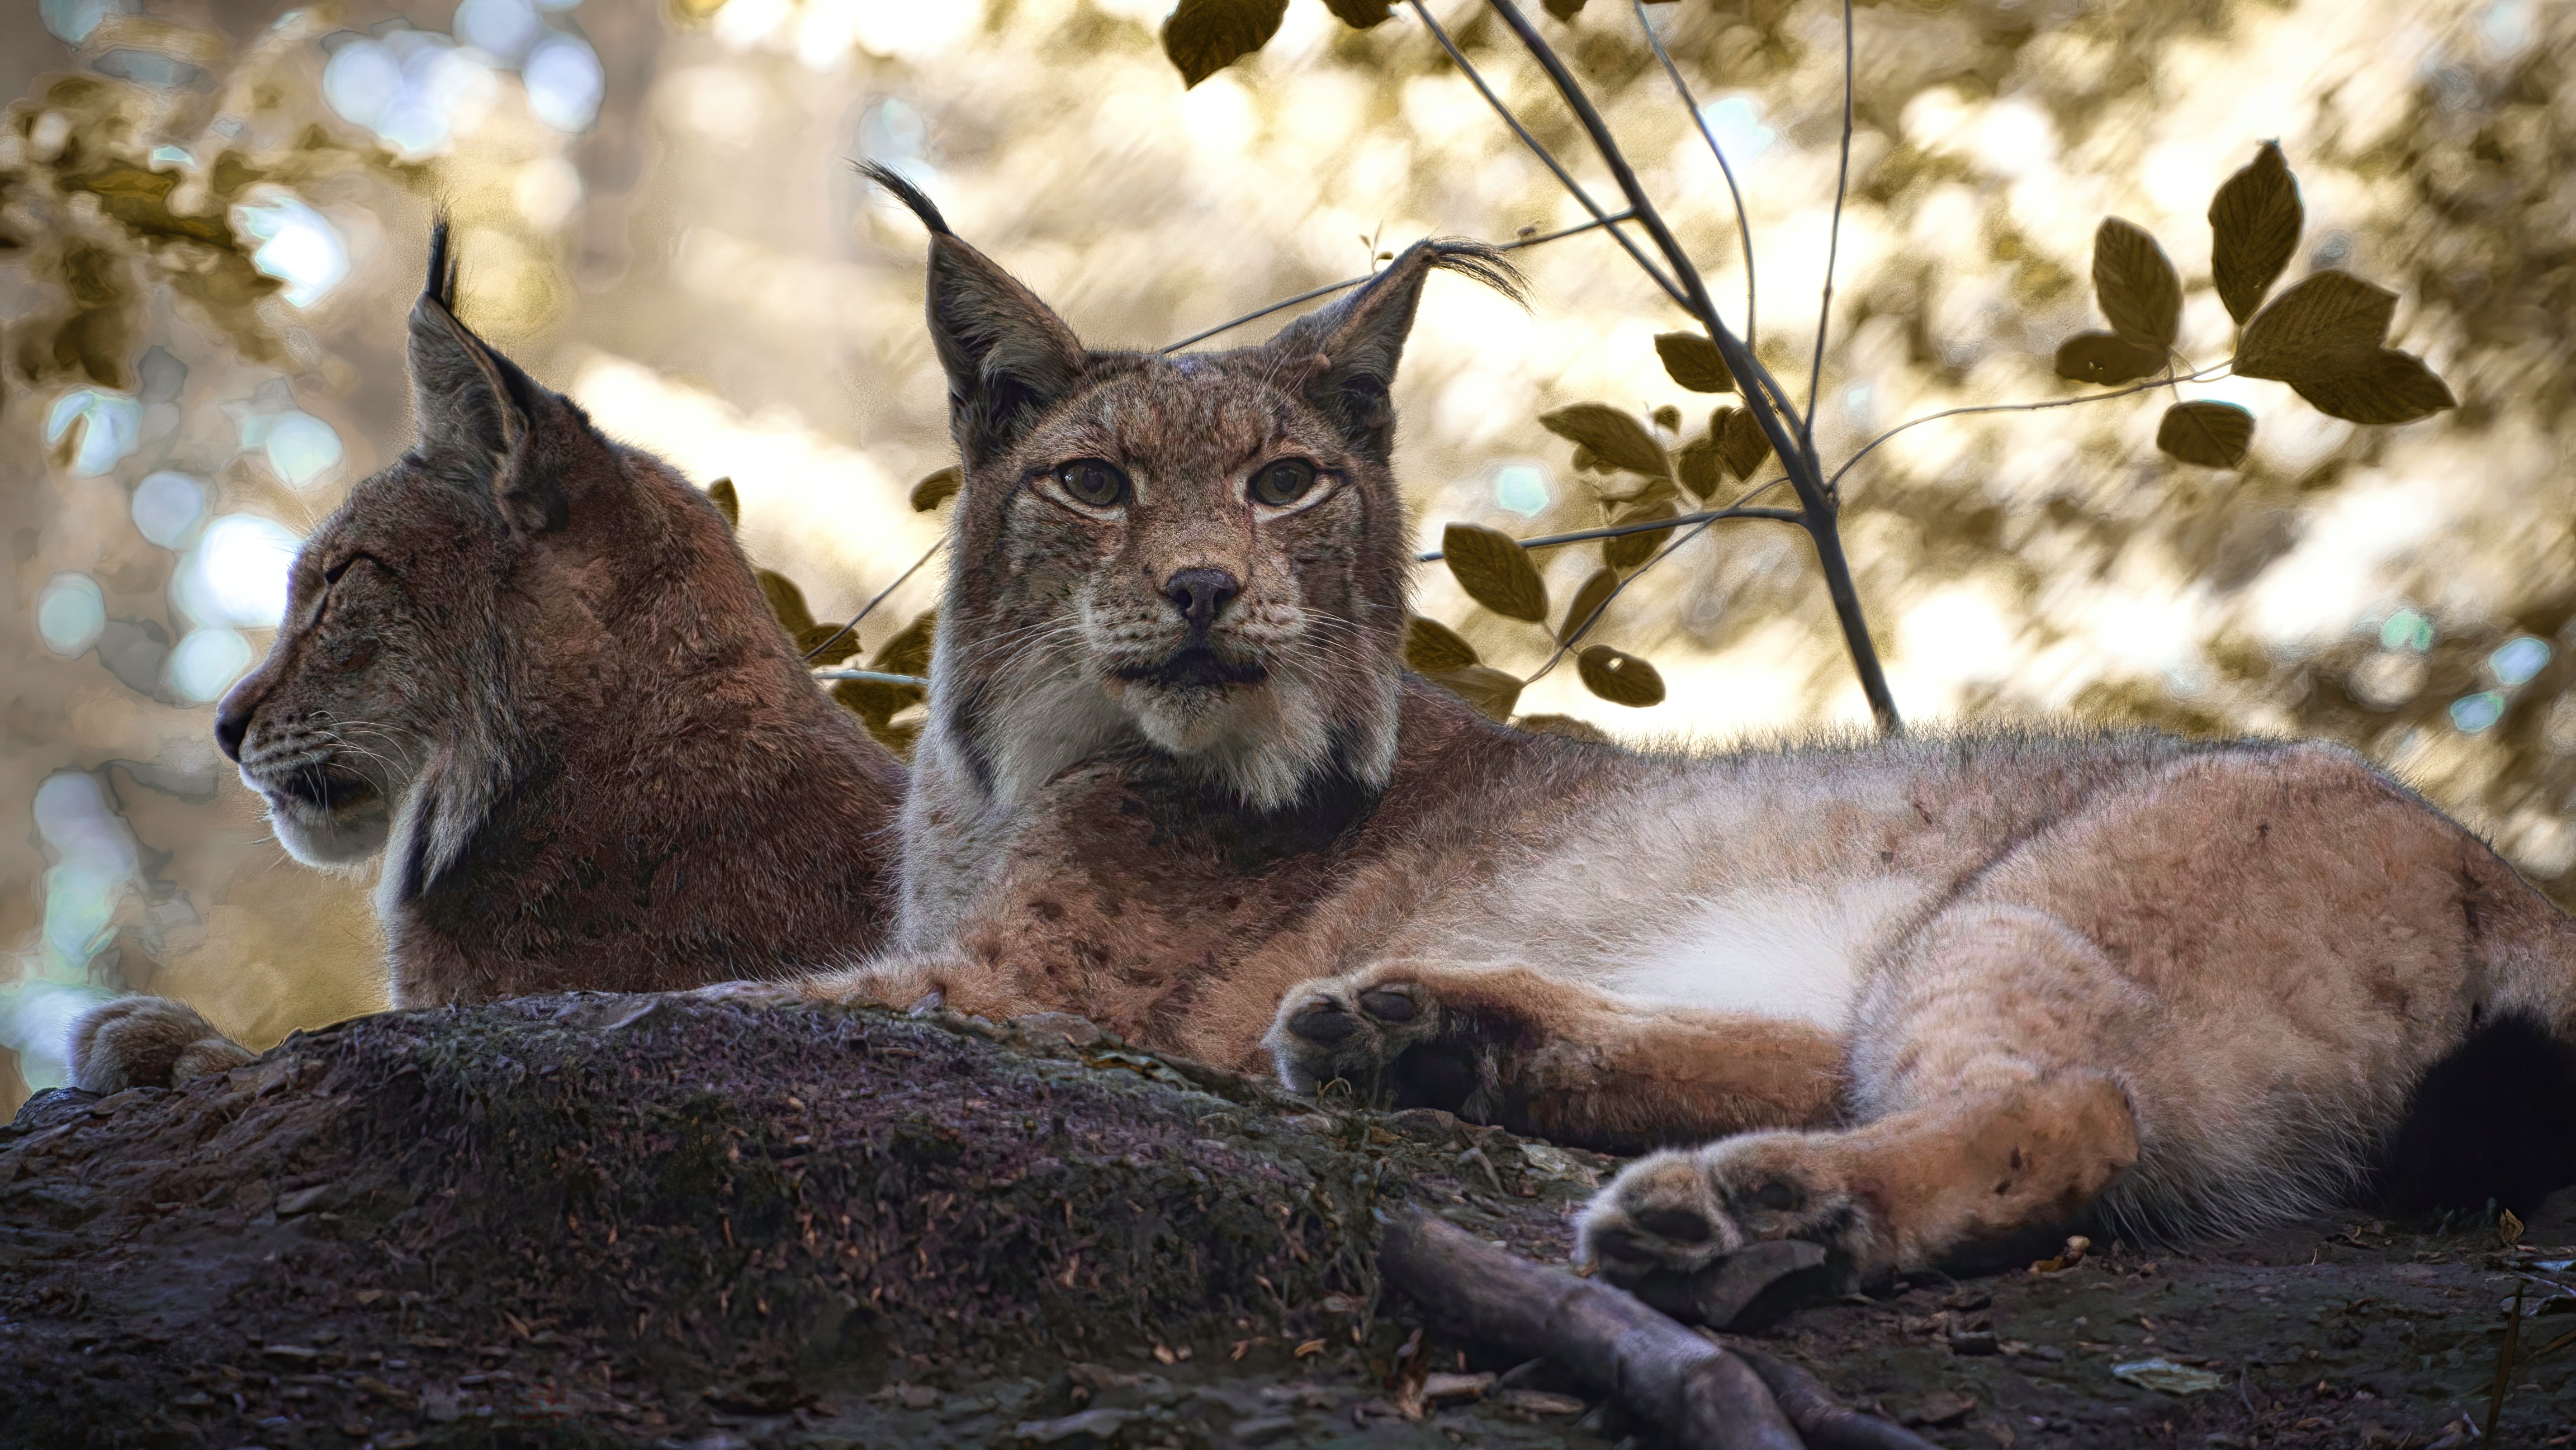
[812,172,2576,1282]
[69,222,905,1093]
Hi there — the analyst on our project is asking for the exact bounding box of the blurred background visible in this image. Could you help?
[2,0,2568,1113]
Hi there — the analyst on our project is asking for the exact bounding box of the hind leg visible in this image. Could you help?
[1585,745,2503,1282]
[1580,904,2147,1281]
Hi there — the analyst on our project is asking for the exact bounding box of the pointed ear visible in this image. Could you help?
[406,218,582,534]
[863,164,1088,467]
[1257,239,1524,460]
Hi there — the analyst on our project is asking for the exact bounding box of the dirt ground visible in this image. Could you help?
[0,996,2567,1449]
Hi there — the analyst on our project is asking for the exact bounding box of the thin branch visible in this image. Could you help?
[1799,0,1856,475]
[809,668,931,687]
[1477,0,1899,729]
[1528,477,1792,684]
[1414,495,1798,561]
[1404,0,1688,308]
[801,538,944,661]
[1630,0,1755,351]
[1825,364,2232,495]
[1162,211,1633,353]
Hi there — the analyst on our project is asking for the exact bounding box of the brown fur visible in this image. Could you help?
[69,224,905,1091]
[809,180,2576,1283]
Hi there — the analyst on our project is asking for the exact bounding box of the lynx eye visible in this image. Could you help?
[1054,458,1130,509]
[1251,458,1319,508]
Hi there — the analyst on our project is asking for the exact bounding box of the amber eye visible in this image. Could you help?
[1054,458,1130,508]
[1251,458,1319,508]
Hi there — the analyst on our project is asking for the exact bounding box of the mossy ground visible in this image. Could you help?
[0,996,2566,1448]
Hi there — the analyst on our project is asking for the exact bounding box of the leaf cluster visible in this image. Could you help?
[2054,143,2453,471]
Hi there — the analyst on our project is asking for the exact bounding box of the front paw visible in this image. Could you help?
[1578,1131,1882,1285]
[1265,968,1498,1113]
[69,996,256,1093]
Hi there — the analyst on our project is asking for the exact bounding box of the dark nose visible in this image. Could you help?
[1163,568,1241,634]
[213,683,256,762]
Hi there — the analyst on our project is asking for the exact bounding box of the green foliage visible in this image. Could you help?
[2156,402,2255,469]
[910,466,962,512]
[704,477,741,528]
[1442,523,1550,623]
[1576,646,1664,708]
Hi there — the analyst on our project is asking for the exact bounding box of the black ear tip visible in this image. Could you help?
[1421,238,1529,309]
[855,161,952,237]
[424,214,458,309]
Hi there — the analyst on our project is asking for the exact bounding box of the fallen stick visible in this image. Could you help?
[1729,1343,1943,1450]
[1377,1209,1933,1449]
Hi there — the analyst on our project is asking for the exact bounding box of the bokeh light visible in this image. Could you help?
[172,514,302,631]
[35,574,106,658]
[233,194,350,308]
[1494,465,1550,518]
[262,411,346,489]
[168,628,257,705]
[524,34,604,132]
[132,471,209,549]
[45,389,141,477]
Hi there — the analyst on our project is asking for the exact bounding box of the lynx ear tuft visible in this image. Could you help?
[406,217,583,533]
[865,165,1088,468]
[1263,239,1524,460]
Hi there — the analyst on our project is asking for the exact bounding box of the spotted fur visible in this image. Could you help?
[810,185,2576,1284]
[69,222,906,1090]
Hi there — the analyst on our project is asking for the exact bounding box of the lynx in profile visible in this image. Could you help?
[71,225,906,1094]
[803,168,2576,1283]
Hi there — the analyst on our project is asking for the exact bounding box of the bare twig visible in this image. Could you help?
[1404,0,1688,308]
[808,669,931,686]
[1474,0,1900,729]
[1800,0,1856,476]
[1413,492,1798,561]
[1163,211,1633,352]
[801,539,944,662]
[1521,478,1796,685]
[1377,1209,1807,1449]
[1629,0,1756,349]
[2488,1281,2524,1439]
[1826,364,2232,495]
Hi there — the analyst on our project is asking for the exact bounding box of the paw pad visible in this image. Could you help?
[1356,988,1419,1023]
[1287,1003,1358,1045]
[1635,1208,1714,1244]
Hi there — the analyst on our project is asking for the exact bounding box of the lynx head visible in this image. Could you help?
[214,221,751,902]
[874,167,1520,813]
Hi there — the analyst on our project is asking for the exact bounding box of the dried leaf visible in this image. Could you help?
[1653,331,1736,394]
[2208,141,2303,325]
[796,622,861,665]
[2154,401,2254,468]
[1560,567,1618,645]
[870,610,938,677]
[1578,646,1665,707]
[757,569,815,634]
[2288,349,2456,424]
[1601,500,1677,570]
[1539,404,1671,478]
[1675,436,1721,500]
[910,466,961,512]
[1428,665,1523,721]
[704,477,740,528]
[1320,0,1394,25]
[2234,270,2397,381]
[1514,713,1609,743]
[1405,617,1480,674]
[1712,406,1772,481]
[2053,331,2166,386]
[1570,444,1602,473]
[1442,523,1550,623]
[1161,0,1287,88]
[2091,217,2182,351]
